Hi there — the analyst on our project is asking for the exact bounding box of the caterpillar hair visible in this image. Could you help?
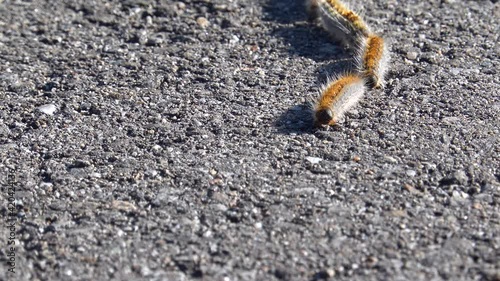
[307,0,371,48]
[313,74,367,126]
[356,34,390,89]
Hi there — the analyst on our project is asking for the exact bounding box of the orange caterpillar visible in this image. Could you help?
[307,0,370,47]
[307,0,391,126]
[357,34,390,89]
[313,74,366,126]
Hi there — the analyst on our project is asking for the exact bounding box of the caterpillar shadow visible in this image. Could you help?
[262,0,350,62]
[275,102,315,134]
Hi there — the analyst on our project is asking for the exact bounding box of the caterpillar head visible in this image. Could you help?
[314,108,335,127]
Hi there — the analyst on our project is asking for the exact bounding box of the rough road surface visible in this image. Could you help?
[0,0,499,280]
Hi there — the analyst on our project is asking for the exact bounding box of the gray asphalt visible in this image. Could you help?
[0,0,499,280]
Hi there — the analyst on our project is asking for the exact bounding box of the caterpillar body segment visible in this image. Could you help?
[356,34,391,89]
[314,74,367,126]
[307,0,371,48]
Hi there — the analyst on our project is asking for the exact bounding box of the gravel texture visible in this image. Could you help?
[0,0,499,280]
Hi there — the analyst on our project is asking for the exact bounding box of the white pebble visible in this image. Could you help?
[38,104,57,115]
[229,35,239,45]
[406,170,417,177]
[450,68,462,75]
[305,157,322,164]
[406,51,418,60]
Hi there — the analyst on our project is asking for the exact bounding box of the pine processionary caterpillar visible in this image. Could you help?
[313,74,366,127]
[357,34,390,89]
[306,0,392,126]
[307,0,370,48]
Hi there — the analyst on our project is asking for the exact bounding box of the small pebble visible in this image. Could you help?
[450,68,462,75]
[472,202,482,210]
[196,17,209,28]
[305,157,322,164]
[176,2,186,10]
[111,200,137,212]
[38,104,57,115]
[406,51,418,60]
[384,156,398,163]
[229,35,240,44]
[403,184,416,193]
[453,170,469,184]
[406,170,417,177]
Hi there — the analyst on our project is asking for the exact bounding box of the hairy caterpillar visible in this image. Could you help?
[307,0,370,48]
[307,0,391,126]
[357,34,390,89]
[314,74,366,126]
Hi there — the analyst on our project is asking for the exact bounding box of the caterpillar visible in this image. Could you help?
[313,74,367,126]
[308,0,391,126]
[307,0,370,48]
[357,34,391,89]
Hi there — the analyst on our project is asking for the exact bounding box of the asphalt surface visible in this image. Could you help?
[0,0,499,280]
